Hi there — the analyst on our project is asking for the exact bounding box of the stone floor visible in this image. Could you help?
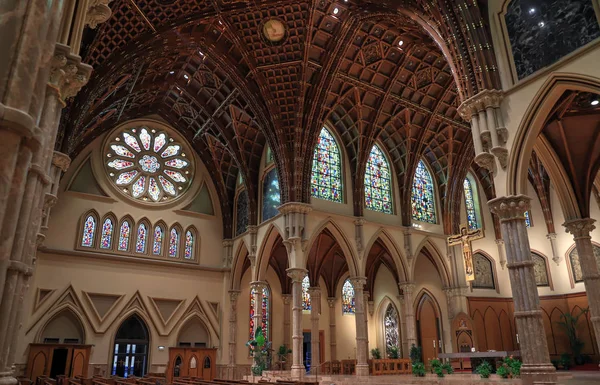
[557,371,600,385]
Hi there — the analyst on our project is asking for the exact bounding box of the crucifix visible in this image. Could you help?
[447,224,483,281]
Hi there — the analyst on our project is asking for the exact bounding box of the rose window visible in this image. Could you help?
[104,126,193,203]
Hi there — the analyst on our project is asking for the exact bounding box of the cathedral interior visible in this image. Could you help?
[1,1,600,385]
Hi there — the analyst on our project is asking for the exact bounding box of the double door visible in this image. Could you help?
[26,344,91,383]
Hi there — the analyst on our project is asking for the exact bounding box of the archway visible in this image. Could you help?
[40,309,85,344]
[178,316,210,347]
[416,291,442,364]
[112,314,149,377]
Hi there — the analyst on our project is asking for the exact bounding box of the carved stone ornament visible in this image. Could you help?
[283,294,293,305]
[458,89,504,121]
[286,267,307,282]
[488,195,531,221]
[349,276,367,289]
[398,282,415,295]
[86,0,113,29]
[52,151,71,172]
[327,297,336,308]
[49,44,92,104]
[564,218,596,239]
[474,152,495,173]
[490,147,508,169]
[229,290,240,303]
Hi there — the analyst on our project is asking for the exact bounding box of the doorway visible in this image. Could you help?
[49,348,68,378]
[112,314,149,377]
[417,293,442,364]
[302,332,311,372]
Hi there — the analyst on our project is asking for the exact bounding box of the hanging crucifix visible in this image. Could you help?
[447,225,483,281]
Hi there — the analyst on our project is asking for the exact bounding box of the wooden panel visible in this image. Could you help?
[70,347,90,377]
[419,298,438,363]
[166,348,217,383]
[499,310,515,351]
[471,310,487,352]
[27,348,50,383]
[483,307,502,350]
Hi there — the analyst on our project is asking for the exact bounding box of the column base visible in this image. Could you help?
[290,365,305,379]
[0,372,17,385]
[355,364,369,377]
[520,364,556,385]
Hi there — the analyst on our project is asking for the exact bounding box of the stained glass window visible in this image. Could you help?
[302,275,311,311]
[104,126,193,203]
[81,215,96,247]
[341,279,355,314]
[184,230,194,259]
[136,223,147,253]
[463,178,479,230]
[100,218,113,249]
[311,127,342,203]
[364,144,392,214]
[169,228,179,258]
[153,226,163,255]
[118,221,131,251]
[249,286,270,342]
[262,168,280,222]
[411,160,436,223]
[384,303,400,356]
[524,211,531,228]
[266,146,274,165]
[236,189,249,236]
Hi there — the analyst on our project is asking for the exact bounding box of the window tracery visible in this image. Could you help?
[472,253,495,289]
[384,303,400,356]
[136,223,147,253]
[118,220,131,251]
[364,144,392,214]
[262,168,280,222]
[153,225,164,255]
[302,275,311,311]
[100,217,114,249]
[311,127,342,203]
[463,177,479,230]
[341,279,355,314]
[81,215,97,247]
[184,230,194,260]
[411,160,436,223]
[169,228,179,258]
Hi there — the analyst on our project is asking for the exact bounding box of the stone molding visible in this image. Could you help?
[327,297,336,308]
[50,44,92,105]
[52,151,71,172]
[546,233,561,265]
[286,267,307,282]
[458,89,504,121]
[86,0,113,29]
[495,239,507,269]
[228,290,241,303]
[277,202,312,215]
[349,276,367,288]
[282,294,292,305]
[398,282,415,295]
[564,218,596,239]
[250,280,268,291]
[489,195,531,221]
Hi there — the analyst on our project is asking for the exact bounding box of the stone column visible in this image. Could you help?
[398,283,417,349]
[283,294,292,350]
[228,290,240,379]
[40,152,70,238]
[308,287,321,374]
[489,195,556,385]
[327,297,337,361]
[564,218,600,360]
[250,281,267,338]
[287,268,307,378]
[364,291,371,361]
[350,277,368,376]
[397,295,408,358]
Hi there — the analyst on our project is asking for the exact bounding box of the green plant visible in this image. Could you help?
[412,362,426,377]
[277,345,291,361]
[442,363,454,375]
[476,360,493,379]
[371,348,382,359]
[505,357,521,377]
[556,307,589,364]
[246,327,271,375]
[560,353,572,370]
[388,345,400,359]
[429,359,452,377]
[409,344,422,363]
[496,365,510,378]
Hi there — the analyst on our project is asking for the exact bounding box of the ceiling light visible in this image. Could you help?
[592,100,599,106]
[199,50,204,56]
[529,8,535,14]
[333,7,339,15]
[183,74,189,80]
[169,71,174,75]
[398,40,404,46]
[538,21,545,27]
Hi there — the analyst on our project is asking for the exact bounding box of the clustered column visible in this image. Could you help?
[228,290,240,379]
[282,294,292,352]
[564,218,600,359]
[397,295,408,357]
[398,283,416,349]
[287,268,307,378]
[308,287,321,374]
[327,298,337,361]
[363,291,370,361]
[39,152,71,239]
[350,277,369,376]
[489,195,556,385]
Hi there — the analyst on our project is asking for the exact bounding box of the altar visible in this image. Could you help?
[438,351,520,372]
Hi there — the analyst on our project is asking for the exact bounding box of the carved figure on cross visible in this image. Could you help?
[447,224,483,281]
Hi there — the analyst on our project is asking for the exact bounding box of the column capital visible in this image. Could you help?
[489,195,531,220]
[250,280,268,291]
[52,151,71,172]
[398,282,415,295]
[564,218,596,239]
[349,276,366,289]
[286,267,307,282]
[50,44,92,104]
[546,232,557,240]
[282,294,292,305]
[307,286,322,296]
[458,89,504,121]
[86,0,112,29]
[229,290,241,302]
[327,297,336,308]
[354,217,366,225]
[222,239,234,248]
[278,202,312,215]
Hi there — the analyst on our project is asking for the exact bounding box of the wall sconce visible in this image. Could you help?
[158,346,165,351]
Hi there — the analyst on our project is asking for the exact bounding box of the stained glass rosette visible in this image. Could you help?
[105,126,193,203]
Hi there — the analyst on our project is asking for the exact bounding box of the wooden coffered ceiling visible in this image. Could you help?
[59,0,501,237]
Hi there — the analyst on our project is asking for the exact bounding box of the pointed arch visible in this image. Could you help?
[362,228,408,284]
[152,220,167,256]
[471,250,499,293]
[261,164,281,223]
[235,187,249,236]
[375,296,402,358]
[412,238,451,288]
[174,310,219,349]
[255,223,285,282]
[411,159,437,224]
[302,275,311,311]
[230,240,250,291]
[168,224,183,258]
[135,218,151,254]
[305,218,359,277]
[250,282,271,340]
[111,313,150,377]
[415,289,444,361]
[37,307,87,344]
[117,215,135,252]
[79,209,99,248]
[99,213,117,250]
[183,226,199,260]
[364,143,393,214]
[341,278,355,314]
[177,314,211,347]
[530,250,552,289]
[463,173,482,230]
[311,126,343,203]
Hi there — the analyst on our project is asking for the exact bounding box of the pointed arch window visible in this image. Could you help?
[524,211,531,228]
[364,144,392,214]
[384,303,400,356]
[100,218,114,249]
[118,220,131,251]
[463,177,480,230]
[341,279,355,314]
[169,228,179,258]
[311,127,342,203]
[249,286,270,341]
[153,225,164,255]
[262,168,280,222]
[532,253,549,287]
[236,189,249,236]
[184,230,194,259]
[81,215,96,247]
[302,276,311,311]
[136,223,147,253]
[411,160,436,223]
[472,253,495,290]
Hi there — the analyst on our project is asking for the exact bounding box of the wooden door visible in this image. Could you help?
[27,345,52,382]
[418,297,439,364]
[188,355,199,378]
[201,355,212,380]
[70,347,90,377]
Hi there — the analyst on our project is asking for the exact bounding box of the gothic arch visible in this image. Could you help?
[36,306,88,344]
[412,238,451,288]
[362,228,408,283]
[230,240,250,291]
[77,209,100,249]
[107,310,153,366]
[134,217,151,255]
[471,249,500,293]
[508,72,600,219]
[116,214,136,253]
[375,295,403,357]
[175,314,212,347]
[255,223,285,282]
[305,218,359,277]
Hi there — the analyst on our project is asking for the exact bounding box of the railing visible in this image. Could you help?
[370,359,411,376]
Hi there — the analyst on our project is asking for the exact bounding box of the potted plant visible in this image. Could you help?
[388,345,400,359]
[246,326,271,375]
[559,353,572,370]
[277,345,291,370]
[475,360,493,379]
[371,348,382,359]
[430,359,453,377]
[412,362,426,377]
[556,307,589,365]
[409,344,422,364]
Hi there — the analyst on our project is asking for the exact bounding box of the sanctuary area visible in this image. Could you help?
[1,1,600,385]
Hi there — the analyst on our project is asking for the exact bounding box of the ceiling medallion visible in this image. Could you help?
[262,18,287,44]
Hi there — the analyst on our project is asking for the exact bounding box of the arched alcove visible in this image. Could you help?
[40,309,85,344]
[178,317,210,347]
[112,314,149,377]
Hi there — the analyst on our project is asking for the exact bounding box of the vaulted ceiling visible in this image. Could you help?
[58,0,501,237]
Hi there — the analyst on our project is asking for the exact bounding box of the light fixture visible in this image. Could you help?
[169,71,174,75]
[592,100,599,106]
[538,21,545,27]
[398,40,404,46]
[158,346,165,351]
[529,8,535,14]
[183,74,189,80]
[333,7,339,15]
[199,50,204,57]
